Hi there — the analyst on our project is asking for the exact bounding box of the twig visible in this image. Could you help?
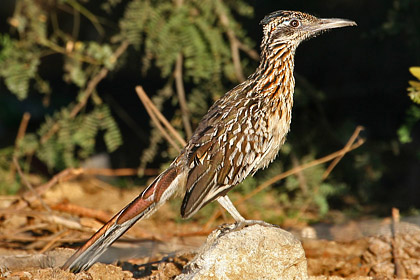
[291,152,308,195]
[39,230,70,253]
[239,139,364,205]
[322,126,364,180]
[203,131,365,228]
[83,167,147,176]
[136,86,186,147]
[44,214,83,230]
[237,40,259,61]
[0,209,83,231]
[40,41,130,145]
[216,1,245,82]
[20,168,82,206]
[0,234,154,244]
[13,157,51,212]
[14,113,31,149]
[0,235,86,244]
[65,0,104,36]
[105,95,149,145]
[296,127,365,217]
[9,112,31,179]
[137,88,181,152]
[51,202,111,223]
[38,39,100,65]
[391,207,406,278]
[16,167,156,210]
[175,53,193,139]
[9,223,50,236]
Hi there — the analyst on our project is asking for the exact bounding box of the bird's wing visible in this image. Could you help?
[180,96,262,219]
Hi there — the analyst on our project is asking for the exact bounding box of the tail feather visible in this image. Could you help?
[62,166,184,272]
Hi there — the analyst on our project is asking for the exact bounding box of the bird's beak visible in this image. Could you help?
[310,18,357,33]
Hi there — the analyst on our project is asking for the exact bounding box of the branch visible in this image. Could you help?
[15,167,157,210]
[290,152,308,195]
[239,136,364,205]
[175,53,193,138]
[391,207,406,278]
[9,112,31,179]
[136,86,186,148]
[51,202,111,223]
[322,125,364,180]
[65,0,105,36]
[202,127,365,228]
[40,40,130,145]
[13,157,51,212]
[237,40,259,61]
[216,1,245,82]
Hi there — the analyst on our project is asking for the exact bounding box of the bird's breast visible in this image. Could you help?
[251,99,292,171]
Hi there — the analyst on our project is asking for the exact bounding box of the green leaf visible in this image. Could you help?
[398,125,412,143]
[408,91,420,104]
[409,67,420,80]
[409,80,420,89]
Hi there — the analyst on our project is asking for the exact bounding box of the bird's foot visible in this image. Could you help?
[235,219,278,230]
[216,220,278,234]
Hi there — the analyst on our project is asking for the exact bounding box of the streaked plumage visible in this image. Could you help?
[63,10,356,272]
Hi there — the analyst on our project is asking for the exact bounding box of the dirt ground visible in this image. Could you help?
[1,177,420,279]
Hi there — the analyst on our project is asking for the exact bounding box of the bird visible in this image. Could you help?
[62,10,356,272]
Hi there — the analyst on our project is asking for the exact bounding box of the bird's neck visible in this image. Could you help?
[253,42,296,102]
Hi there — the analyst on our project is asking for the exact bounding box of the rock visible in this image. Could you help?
[361,222,420,279]
[176,224,307,280]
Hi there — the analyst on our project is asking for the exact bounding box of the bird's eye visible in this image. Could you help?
[289,19,300,28]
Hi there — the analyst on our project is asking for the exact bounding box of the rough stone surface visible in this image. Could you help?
[361,222,420,279]
[176,224,308,280]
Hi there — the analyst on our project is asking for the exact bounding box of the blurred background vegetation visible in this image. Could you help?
[0,0,419,224]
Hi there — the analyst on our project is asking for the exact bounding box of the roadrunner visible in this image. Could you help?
[63,10,356,272]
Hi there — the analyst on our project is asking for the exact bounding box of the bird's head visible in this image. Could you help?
[260,10,356,48]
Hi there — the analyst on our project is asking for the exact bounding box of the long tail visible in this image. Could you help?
[62,166,184,273]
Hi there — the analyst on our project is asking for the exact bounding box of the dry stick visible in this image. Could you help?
[237,40,260,61]
[22,168,83,202]
[16,168,83,211]
[322,125,364,180]
[0,209,82,230]
[136,87,181,152]
[175,53,193,139]
[0,235,86,244]
[0,234,155,244]
[39,230,70,254]
[17,167,155,210]
[40,40,130,145]
[217,1,245,82]
[10,223,50,236]
[105,95,149,145]
[240,140,364,205]
[291,152,308,195]
[9,112,31,179]
[13,157,51,212]
[51,202,111,223]
[391,207,406,278]
[83,167,148,176]
[203,136,365,229]
[136,86,186,147]
[296,126,365,217]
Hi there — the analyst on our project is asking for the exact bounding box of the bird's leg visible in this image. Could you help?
[216,195,246,222]
[216,195,275,230]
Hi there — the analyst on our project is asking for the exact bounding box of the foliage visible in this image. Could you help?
[3,0,417,221]
[0,0,124,173]
[0,0,257,191]
[113,0,255,169]
[18,105,121,170]
[398,67,420,143]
